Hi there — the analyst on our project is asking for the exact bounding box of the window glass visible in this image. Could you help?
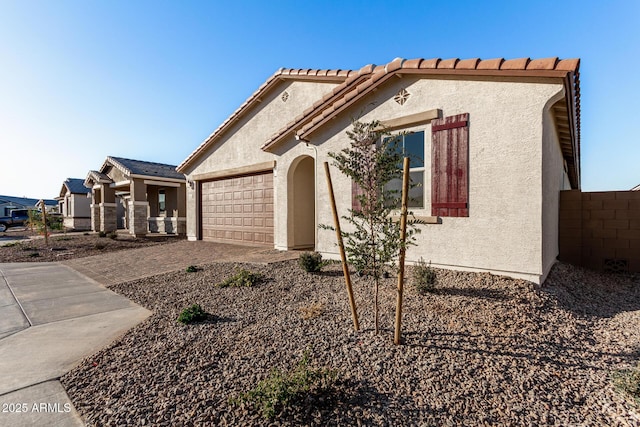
[403,131,424,167]
[158,190,166,213]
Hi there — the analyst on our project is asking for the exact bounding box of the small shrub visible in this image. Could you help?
[177,304,207,324]
[217,269,263,288]
[28,252,40,258]
[186,265,198,273]
[299,302,324,320]
[612,365,640,406]
[55,236,72,241]
[98,231,107,238]
[298,252,323,273]
[94,243,106,250]
[232,350,338,419]
[413,258,436,293]
[2,242,20,248]
[107,231,118,240]
[83,232,90,236]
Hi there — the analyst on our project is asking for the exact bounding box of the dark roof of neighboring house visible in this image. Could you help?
[632,184,640,191]
[108,156,184,180]
[0,195,58,207]
[63,178,90,194]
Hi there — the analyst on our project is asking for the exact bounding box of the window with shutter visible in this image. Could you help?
[431,113,469,217]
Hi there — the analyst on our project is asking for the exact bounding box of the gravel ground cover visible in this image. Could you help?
[62,261,640,426]
[0,232,180,262]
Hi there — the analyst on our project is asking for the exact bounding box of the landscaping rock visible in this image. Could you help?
[61,261,640,426]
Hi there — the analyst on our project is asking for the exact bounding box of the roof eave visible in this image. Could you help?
[177,72,352,173]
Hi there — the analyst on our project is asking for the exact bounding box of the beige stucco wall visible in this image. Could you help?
[275,76,565,283]
[72,193,91,218]
[541,91,573,282]
[182,79,340,240]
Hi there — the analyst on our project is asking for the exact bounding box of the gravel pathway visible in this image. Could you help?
[61,261,640,426]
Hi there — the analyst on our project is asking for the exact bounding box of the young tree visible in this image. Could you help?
[328,120,419,334]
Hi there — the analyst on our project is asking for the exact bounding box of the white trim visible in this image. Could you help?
[143,179,181,187]
[92,184,102,190]
[99,203,117,207]
[110,180,130,188]
[130,174,185,183]
[130,201,149,206]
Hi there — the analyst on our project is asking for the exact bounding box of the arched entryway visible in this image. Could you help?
[288,155,315,249]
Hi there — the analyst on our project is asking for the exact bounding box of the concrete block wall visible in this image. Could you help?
[559,190,640,272]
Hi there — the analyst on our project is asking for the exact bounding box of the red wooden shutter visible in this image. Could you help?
[352,181,364,213]
[431,113,469,217]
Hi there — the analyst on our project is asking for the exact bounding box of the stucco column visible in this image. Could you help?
[177,183,187,235]
[100,185,117,232]
[128,179,149,237]
[90,188,101,232]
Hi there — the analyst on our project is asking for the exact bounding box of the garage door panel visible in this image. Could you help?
[201,171,274,246]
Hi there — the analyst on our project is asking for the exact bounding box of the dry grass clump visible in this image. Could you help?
[299,302,324,320]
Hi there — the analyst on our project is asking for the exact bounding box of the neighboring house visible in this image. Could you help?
[177,56,580,284]
[84,156,187,236]
[56,178,91,230]
[632,184,640,191]
[0,195,58,216]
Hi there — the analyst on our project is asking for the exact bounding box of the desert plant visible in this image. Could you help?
[413,258,437,293]
[612,365,640,406]
[98,231,107,238]
[217,268,263,288]
[298,252,323,273]
[299,302,324,320]
[94,243,106,250]
[232,350,338,419]
[186,265,198,273]
[325,120,420,334]
[28,252,40,258]
[177,304,207,324]
[107,231,118,240]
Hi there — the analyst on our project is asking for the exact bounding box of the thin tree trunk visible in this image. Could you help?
[374,278,379,334]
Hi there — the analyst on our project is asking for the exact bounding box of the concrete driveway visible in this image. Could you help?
[0,240,298,426]
[0,263,151,427]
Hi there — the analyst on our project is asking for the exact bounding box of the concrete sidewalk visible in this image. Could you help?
[0,263,151,426]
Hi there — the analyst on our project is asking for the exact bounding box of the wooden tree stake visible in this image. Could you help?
[324,162,359,331]
[394,157,410,345]
[39,199,49,247]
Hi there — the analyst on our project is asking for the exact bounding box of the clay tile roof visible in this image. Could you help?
[556,58,581,71]
[438,58,459,69]
[177,66,354,172]
[527,57,559,70]
[456,58,480,69]
[477,58,504,70]
[385,58,405,73]
[402,58,423,69]
[501,57,530,70]
[420,58,440,69]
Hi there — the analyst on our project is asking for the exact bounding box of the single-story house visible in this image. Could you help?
[177,56,580,284]
[56,178,92,230]
[85,156,187,236]
[0,195,58,216]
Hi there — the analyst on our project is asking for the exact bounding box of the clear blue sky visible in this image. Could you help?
[1,0,638,198]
